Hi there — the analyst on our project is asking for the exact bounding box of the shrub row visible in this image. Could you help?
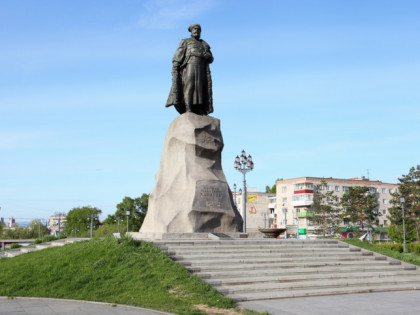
[378,243,420,254]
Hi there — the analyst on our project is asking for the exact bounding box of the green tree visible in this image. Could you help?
[2,224,27,239]
[389,166,420,242]
[310,180,341,236]
[103,194,149,232]
[265,179,281,193]
[387,223,417,243]
[63,206,102,237]
[28,219,49,238]
[341,186,380,231]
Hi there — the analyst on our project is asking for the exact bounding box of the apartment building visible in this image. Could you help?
[48,213,66,236]
[275,176,398,237]
[234,189,276,232]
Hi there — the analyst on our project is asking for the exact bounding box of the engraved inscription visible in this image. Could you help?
[200,186,223,208]
[193,180,231,211]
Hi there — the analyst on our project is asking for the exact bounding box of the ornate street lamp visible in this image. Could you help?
[234,150,254,233]
[400,195,406,253]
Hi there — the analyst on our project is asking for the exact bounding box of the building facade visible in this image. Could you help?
[48,213,66,236]
[234,189,275,232]
[275,177,398,238]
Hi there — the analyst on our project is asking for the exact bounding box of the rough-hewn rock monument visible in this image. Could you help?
[139,24,242,234]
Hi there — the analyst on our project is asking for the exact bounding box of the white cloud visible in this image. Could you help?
[138,0,217,29]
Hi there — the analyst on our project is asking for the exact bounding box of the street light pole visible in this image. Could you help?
[234,150,254,233]
[126,210,130,234]
[90,212,93,239]
[401,195,406,253]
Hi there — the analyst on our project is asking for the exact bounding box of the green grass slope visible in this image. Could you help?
[0,237,258,315]
[342,239,420,266]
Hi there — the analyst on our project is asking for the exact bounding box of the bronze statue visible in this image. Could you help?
[165,24,214,115]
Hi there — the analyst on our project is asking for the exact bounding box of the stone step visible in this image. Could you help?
[167,248,356,255]
[197,265,408,280]
[171,251,369,261]
[228,283,420,301]
[154,238,420,302]
[187,259,398,272]
[158,243,348,250]
[180,254,381,267]
[207,270,419,286]
[1,238,89,258]
[220,276,420,295]
[5,250,23,257]
[19,246,42,253]
[153,239,340,247]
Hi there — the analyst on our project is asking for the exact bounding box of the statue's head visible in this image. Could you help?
[188,24,201,39]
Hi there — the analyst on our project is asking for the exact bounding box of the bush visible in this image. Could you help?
[10,243,22,249]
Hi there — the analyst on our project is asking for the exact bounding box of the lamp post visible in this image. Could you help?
[126,210,130,234]
[90,212,94,239]
[233,183,237,206]
[117,217,121,234]
[234,150,254,233]
[400,195,406,253]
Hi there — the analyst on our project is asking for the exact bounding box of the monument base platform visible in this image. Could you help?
[127,232,265,241]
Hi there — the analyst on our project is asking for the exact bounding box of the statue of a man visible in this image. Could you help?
[165,24,214,115]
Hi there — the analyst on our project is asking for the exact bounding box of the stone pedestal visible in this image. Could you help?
[140,112,243,233]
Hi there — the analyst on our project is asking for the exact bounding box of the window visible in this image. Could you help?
[376,220,380,225]
[343,186,348,192]
[382,188,386,194]
[326,186,330,191]
[383,209,387,214]
[282,186,287,193]
[389,188,393,193]
[282,197,287,203]
[370,187,377,193]
[343,219,350,225]
[335,186,339,191]
[383,199,387,204]
[282,208,287,213]
[384,220,388,225]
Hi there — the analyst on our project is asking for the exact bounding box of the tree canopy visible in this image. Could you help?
[311,180,341,236]
[63,206,102,237]
[265,179,281,193]
[103,194,149,232]
[341,186,379,231]
[389,166,420,242]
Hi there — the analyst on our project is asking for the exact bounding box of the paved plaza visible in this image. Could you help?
[0,297,173,315]
[238,290,420,315]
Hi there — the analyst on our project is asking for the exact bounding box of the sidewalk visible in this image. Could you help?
[238,290,420,315]
[0,297,173,315]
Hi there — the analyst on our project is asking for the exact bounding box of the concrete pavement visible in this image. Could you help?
[0,297,173,315]
[238,290,420,315]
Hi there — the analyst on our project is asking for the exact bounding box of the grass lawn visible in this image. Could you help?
[341,239,420,267]
[0,236,263,315]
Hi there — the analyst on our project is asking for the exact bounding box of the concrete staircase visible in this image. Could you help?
[153,239,420,301]
[1,238,89,258]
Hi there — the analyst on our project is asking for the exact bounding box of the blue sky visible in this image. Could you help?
[1,0,419,222]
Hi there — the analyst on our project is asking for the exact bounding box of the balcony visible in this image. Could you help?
[291,193,313,207]
[297,212,314,218]
[291,199,313,207]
